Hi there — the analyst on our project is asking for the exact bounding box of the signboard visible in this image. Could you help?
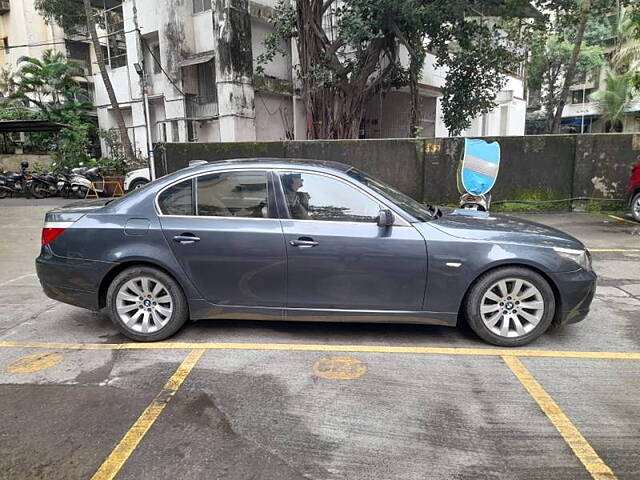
[459,138,501,196]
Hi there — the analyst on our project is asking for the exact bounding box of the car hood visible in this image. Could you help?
[427,210,585,250]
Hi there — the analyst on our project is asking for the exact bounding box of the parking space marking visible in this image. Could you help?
[5,352,63,374]
[0,273,37,288]
[503,355,617,480]
[91,348,204,480]
[589,249,640,253]
[0,340,639,360]
[607,214,638,226]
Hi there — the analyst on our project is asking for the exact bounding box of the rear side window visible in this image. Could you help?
[158,179,193,215]
[197,171,268,218]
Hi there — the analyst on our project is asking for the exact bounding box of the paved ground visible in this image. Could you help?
[0,198,639,480]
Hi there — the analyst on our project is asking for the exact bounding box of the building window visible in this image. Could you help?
[104,4,127,69]
[197,59,217,103]
[66,40,92,75]
[193,0,212,13]
[571,89,593,104]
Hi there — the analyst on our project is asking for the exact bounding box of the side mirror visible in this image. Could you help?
[377,209,395,227]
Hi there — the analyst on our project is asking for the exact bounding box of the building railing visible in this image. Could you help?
[185,94,218,120]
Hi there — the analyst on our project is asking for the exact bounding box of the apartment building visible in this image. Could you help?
[91,0,526,158]
[0,0,96,101]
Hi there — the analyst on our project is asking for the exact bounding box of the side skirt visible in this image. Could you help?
[188,300,458,327]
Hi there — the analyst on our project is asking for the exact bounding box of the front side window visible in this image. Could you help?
[279,172,380,222]
[158,179,193,215]
[197,171,268,218]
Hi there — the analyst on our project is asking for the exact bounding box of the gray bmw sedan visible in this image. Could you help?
[36,159,596,346]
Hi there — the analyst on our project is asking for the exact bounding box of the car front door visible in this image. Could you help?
[276,171,427,312]
[158,170,286,309]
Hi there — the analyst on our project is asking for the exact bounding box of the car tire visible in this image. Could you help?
[464,266,555,347]
[106,266,189,342]
[631,192,640,223]
[128,179,149,191]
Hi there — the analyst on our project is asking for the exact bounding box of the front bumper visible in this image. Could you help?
[36,247,114,311]
[550,268,597,326]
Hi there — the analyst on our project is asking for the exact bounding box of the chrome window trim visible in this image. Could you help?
[155,165,411,226]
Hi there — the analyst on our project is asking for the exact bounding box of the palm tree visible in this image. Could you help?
[590,72,633,132]
[12,50,87,113]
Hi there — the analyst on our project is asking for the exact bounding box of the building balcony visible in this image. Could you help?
[185,94,218,120]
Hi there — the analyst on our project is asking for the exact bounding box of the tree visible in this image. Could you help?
[258,0,520,139]
[528,33,604,133]
[590,71,635,132]
[35,0,136,162]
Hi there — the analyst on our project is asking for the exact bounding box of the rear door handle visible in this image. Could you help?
[173,234,200,244]
[289,238,319,248]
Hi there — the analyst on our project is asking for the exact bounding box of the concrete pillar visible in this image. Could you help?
[213,0,256,142]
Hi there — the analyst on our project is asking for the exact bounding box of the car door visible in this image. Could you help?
[158,169,286,308]
[276,170,427,311]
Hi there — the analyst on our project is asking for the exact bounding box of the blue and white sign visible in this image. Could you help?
[459,138,501,196]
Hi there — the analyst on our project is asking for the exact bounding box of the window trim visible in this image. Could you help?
[156,168,275,220]
[273,169,410,226]
[155,167,411,226]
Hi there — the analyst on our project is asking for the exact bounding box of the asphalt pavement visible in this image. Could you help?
[0,198,639,480]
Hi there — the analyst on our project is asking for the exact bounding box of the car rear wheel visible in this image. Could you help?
[631,193,640,222]
[106,266,188,341]
[465,267,555,347]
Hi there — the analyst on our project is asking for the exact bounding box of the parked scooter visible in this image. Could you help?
[0,161,33,198]
[70,164,104,199]
[459,192,491,211]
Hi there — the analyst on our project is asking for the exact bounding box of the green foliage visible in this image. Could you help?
[34,0,87,35]
[97,129,128,175]
[590,71,636,131]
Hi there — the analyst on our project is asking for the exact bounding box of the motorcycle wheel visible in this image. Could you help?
[76,187,87,199]
[0,190,7,199]
[31,183,45,199]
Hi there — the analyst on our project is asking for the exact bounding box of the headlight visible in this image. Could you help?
[554,247,592,271]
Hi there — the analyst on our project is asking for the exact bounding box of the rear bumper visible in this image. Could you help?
[550,269,597,326]
[36,247,113,311]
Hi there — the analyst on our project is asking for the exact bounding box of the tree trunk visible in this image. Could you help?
[408,54,421,137]
[550,2,590,133]
[82,0,135,162]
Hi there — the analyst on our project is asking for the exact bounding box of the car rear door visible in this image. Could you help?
[275,170,427,311]
[158,169,286,309]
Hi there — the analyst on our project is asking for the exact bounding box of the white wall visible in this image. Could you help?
[254,92,293,141]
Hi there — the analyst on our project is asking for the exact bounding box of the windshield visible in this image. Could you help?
[346,168,436,222]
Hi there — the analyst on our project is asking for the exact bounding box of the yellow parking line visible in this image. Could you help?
[589,249,640,253]
[607,214,638,226]
[91,349,204,480]
[0,340,639,360]
[503,356,617,480]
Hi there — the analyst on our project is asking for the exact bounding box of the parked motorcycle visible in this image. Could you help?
[459,192,491,211]
[0,161,33,198]
[30,170,59,198]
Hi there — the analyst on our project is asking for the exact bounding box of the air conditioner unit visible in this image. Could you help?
[0,0,10,14]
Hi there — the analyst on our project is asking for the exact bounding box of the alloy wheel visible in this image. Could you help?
[115,276,173,333]
[480,278,545,338]
[633,196,640,220]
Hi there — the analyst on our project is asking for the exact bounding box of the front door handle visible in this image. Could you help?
[289,237,319,248]
[173,234,200,244]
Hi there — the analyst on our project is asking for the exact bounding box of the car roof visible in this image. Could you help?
[184,157,353,174]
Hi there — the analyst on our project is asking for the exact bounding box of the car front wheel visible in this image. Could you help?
[106,266,188,341]
[465,267,555,347]
[128,179,149,191]
[631,192,640,222]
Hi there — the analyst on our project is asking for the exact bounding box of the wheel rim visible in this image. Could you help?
[115,276,173,334]
[480,278,545,338]
[633,197,640,218]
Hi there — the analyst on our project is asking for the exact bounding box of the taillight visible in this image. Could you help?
[41,222,74,246]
